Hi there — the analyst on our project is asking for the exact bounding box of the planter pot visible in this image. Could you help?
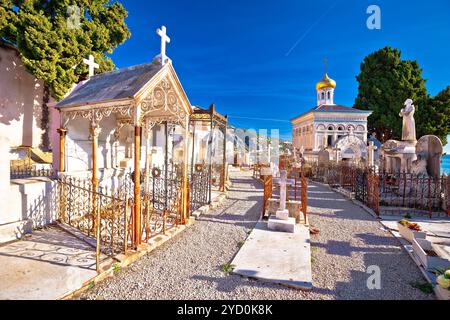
[412,238,450,270]
[435,285,450,300]
[397,222,427,243]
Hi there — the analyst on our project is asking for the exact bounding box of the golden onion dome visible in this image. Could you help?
[316,73,336,91]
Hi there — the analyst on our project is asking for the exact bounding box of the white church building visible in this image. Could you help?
[291,73,372,163]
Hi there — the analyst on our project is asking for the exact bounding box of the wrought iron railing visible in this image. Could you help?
[56,168,188,271]
[57,177,131,271]
[306,162,449,217]
[378,172,446,216]
[139,188,182,242]
[189,166,210,211]
[10,167,56,179]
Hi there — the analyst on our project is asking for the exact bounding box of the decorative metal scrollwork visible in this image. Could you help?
[63,104,134,124]
[140,76,187,127]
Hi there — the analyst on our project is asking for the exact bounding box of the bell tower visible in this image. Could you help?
[316,73,336,106]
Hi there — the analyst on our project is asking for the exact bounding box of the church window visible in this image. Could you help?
[321,92,325,99]
[327,135,333,146]
[327,91,330,99]
[328,126,334,131]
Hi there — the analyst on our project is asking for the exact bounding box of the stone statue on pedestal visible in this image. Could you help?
[382,98,443,178]
[399,99,416,142]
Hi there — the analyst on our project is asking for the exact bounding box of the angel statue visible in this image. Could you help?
[399,99,416,141]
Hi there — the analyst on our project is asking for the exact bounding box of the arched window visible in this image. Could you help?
[327,135,333,146]
[327,91,331,99]
[321,92,325,99]
[328,126,334,131]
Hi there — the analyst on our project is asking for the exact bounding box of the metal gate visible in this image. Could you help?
[354,169,368,203]
[189,165,211,211]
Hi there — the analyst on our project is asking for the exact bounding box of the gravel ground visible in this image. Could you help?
[80,171,434,300]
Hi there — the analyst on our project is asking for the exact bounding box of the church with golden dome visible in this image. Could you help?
[291,73,372,163]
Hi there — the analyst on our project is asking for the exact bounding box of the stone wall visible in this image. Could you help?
[0,43,60,233]
[0,178,57,243]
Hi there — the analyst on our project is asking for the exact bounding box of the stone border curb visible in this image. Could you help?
[190,192,228,219]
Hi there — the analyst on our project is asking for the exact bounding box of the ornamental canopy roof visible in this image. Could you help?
[191,104,228,126]
[56,62,163,109]
[55,60,193,128]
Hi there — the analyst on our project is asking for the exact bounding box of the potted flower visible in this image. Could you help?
[397,219,427,243]
[435,269,450,300]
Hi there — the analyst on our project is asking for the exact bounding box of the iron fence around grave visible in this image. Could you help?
[306,162,449,218]
[378,172,447,217]
[56,176,131,272]
[118,165,209,214]
[56,171,184,272]
[306,162,359,192]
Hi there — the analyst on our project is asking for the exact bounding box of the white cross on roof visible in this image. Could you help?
[83,54,99,78]
[156,25,171,65]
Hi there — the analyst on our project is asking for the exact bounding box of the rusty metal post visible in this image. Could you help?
[181,116,190,224]
[444,174,450,216]
[374,173,380,216]
[262,174,273,219]
[133,125,142,247]
[95,201,101,273]
[301,167,308,224]
[91,126,99,191]
[57,128,67,172]
[428,176,432,218]
[90,124,100,234]
[124,195,128,254]
[221,117,228,192]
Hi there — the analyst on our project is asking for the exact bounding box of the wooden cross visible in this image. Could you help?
[83,54,99,78]
[156,25,171,65]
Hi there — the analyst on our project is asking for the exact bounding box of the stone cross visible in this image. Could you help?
[156,25,171,65]
[83,55,99,78]
[273,170,295,220]
[279,170,288,211]
[368,141,377,167]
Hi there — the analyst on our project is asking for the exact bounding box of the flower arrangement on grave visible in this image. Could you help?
[399,219,422,232]
[436,269,450,290]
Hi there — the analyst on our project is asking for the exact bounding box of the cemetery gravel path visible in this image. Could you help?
[80,171,434,300]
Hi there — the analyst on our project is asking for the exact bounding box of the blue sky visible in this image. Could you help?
[110,0,450,150]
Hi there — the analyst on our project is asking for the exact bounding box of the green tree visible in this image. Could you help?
[0,0,131,100]
[354,47,431,142]
[421,86,450,145]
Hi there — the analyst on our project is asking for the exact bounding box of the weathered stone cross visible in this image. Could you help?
[156,25,171,65]
[83,54,99,78]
